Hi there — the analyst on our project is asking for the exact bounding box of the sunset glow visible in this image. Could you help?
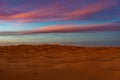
[0,0,120,46]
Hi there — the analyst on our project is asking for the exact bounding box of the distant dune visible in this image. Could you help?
[0,44,120,80]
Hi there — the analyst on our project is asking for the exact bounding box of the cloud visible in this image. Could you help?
[0,22,120,36]
[63,0,117,19]
[24,23,120,34]
[0,31,22,36]
[0,0,118,22]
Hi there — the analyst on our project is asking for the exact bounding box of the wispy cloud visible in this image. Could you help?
[24,23,120,34]
[0,0,118,22]
[0,22,120,36]
[63,0,117,19]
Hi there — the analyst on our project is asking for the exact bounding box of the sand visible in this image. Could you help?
[0,44,120,80]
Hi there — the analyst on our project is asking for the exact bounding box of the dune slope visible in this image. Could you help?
[0,44,120,80]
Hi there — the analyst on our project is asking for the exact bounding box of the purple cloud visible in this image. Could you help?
[0,0,119,22]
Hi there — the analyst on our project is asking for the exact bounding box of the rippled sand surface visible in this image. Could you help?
[0,44,120,80]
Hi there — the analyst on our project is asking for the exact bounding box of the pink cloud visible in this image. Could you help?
[63,0,117,19]
[0,0,117,22]
[22,23,120,34]
[0,22,120,36]
[0,4,66,22]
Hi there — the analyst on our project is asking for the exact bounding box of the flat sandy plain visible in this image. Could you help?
[0,44,120,80]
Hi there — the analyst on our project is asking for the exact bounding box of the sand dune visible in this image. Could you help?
[0,44,120,80]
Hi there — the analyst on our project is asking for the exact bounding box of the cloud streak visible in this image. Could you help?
[0,0,118,22]
[63,0,117,19]
[0,23,120,36]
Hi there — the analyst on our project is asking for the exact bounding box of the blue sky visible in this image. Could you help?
[0,0,120,46]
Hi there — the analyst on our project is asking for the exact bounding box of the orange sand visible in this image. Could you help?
[0,44,120,80]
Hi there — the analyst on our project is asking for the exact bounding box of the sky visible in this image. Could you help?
[0,0,120,46]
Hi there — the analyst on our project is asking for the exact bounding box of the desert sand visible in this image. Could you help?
[0,44,120,80]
